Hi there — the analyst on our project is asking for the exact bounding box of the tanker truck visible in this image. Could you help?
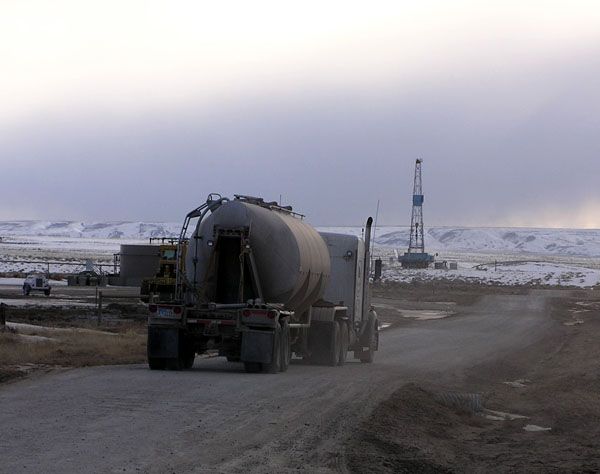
[146,194,379,373]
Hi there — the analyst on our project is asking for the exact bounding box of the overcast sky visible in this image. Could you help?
[1,1,599,228]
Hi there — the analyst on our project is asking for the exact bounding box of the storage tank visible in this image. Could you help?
[119,244,160,286]
[186,199,330,315]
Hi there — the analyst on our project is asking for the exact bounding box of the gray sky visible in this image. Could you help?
[1,1,599,227]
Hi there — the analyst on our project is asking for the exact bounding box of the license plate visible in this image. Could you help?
[158,307,174,317]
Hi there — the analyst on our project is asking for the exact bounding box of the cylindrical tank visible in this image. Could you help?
[186,200,330,314]
[119,244,160,286]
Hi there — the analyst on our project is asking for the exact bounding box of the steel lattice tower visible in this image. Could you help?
[408,159,425,254]
[399,158,433,268]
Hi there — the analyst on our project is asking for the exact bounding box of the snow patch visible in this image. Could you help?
[523,424,552,432]
[380,260,600,288]
[399,310,453,320]
[483,409,529,421]
[503,379,531,388]
[12,334,58,343]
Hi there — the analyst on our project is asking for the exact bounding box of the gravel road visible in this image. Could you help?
[0,292,554,473]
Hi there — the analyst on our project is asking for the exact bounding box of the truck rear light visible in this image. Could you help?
[267,311,277,319]
[149,304,157,313]
[242,309,251,318]
[173,306,182,315]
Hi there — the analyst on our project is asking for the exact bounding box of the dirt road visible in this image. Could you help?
[0,291,557,473]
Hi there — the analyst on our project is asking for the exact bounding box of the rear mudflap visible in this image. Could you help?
[147,327,179,359]
[241,329,274,364]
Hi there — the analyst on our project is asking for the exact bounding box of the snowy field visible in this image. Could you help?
[0,221,180,240]
[323,225,600,288]
[320,225,600,259]
[0,221,599,288]
[0,236,138,274]
[379,259,600,288]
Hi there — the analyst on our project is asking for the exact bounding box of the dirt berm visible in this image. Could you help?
[346,288,600,473]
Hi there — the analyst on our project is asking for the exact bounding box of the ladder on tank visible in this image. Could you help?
[174,193,228,301]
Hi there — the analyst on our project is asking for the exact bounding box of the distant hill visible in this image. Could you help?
[0,221,181,240]
[1,221,599,257]
[320,226,600,258]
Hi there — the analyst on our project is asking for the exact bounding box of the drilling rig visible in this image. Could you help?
[399,159,434,269]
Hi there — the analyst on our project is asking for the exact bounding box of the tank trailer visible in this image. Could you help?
[147,194,379,373]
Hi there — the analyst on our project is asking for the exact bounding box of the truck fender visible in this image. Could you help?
[358,310,378,348]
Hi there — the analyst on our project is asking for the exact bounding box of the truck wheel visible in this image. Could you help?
[148,358,167,370]
[326,321,341,367]
[44,289,51,296]
[166,358,183,370]
[181,338,195,369]
[338,320,349,366]
[359,320,379,364]
[263,326,282,373]
[280,319,291,372]
[244,362,262,373]
[183,352,195,369]
[308,320,340,366]
[23,285,30,296]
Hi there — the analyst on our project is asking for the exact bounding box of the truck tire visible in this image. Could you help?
[148,358,167,370]
[183,351,195,369]
[326,321,341,366]
[263,326,282,373]
[166,357,183,370]
[280,319,291,372]
[44,289,51,296]
[244,362,262,373]
[182,336,196,369]
[161,333,193,371]
[359,320,378,364]
[338,320,349,366]
[23,285,30,296]
[309,320,340,366]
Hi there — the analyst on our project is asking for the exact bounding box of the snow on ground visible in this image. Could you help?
[2,221,600,257]
[1,221,599,288]
[3,221,600,258]
[0,235,143,274]
[5,322,117,337]
[0,221,180,239]
[0,235,143,255]
[320,226,600,258]
[0,297,94,308]
[380,260,600,288]
[319,224,600,288]
[0,278,67,286]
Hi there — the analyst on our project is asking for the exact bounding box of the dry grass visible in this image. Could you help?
[0,327,146,383]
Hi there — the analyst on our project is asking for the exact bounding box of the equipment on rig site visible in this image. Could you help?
[140,241,188,303]
[399,159,434,269]
[146,193,379,373]
[22,274,51,296]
